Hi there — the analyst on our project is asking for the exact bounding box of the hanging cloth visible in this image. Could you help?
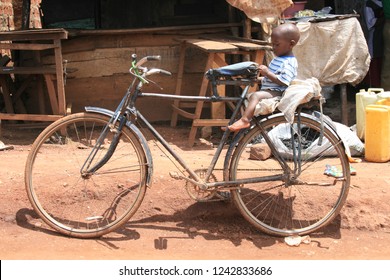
[226,0,293,22]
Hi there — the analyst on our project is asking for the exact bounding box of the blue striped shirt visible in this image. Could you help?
[261,56,298,92]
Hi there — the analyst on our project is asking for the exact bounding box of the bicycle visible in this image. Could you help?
[25,54,350,238]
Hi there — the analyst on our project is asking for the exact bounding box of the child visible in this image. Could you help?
[226,23,300,132]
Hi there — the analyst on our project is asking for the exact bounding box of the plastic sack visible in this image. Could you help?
[266,119,364,159]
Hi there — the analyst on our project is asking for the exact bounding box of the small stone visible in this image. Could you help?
[34,221,43,228]
[4,215,16,223]
[189,227,197,233]
[249,143,272,160]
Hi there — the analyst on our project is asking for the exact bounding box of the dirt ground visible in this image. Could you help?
[1,123,390,260]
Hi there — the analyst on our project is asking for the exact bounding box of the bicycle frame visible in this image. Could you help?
[85,85,290,191]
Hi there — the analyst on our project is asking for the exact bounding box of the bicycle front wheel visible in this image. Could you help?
[25,112,149,238]
[229,114,350,237]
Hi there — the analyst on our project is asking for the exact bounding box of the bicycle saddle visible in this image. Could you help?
[205,61,259,79]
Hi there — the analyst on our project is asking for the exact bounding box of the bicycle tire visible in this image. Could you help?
[25,112,148,238]
[228,114,350,237]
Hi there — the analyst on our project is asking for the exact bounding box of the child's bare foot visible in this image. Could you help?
[226,118,250,132]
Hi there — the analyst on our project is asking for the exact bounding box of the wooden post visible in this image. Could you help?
[22,0,31,30]
[340,84,348,125]
[243,17,252,61]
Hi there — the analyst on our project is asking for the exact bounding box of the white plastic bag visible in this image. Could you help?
[266,119,364,159]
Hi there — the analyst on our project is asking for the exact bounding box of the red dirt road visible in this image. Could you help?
[1,125,390,260]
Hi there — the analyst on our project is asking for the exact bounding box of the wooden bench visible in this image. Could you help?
[0,66,62,121]
[0,28,68,130]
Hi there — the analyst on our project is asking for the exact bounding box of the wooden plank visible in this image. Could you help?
[193,119,229,126]
[185,39,238,52]
[11,75,34,104]
[58,46,191,78]
[0,66,56,74]
[0,28,68,41]
[0,113,62,121]
[227,41,269,51]
[61,37,97,54]
[0,43,55,51]
[200,35,272,51]
[67,23,241,37]
[171,105,196,120]
[64,75,173,122]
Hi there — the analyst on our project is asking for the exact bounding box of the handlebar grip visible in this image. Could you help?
[160,69,172,76]
[147,55,161,61]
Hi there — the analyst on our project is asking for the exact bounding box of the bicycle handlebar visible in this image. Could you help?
[147,55,161,61]
[144,68,172,77]
[133,54,161,67]
[159,69,172,76]
[130,54,172,81]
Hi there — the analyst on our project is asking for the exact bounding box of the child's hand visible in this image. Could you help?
[259,65,270,77]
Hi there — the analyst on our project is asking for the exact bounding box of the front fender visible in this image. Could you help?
[85,106,153,187]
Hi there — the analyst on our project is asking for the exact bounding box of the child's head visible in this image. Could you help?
[271,23,300,57]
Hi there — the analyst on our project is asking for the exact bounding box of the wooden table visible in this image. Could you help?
[171,37,271,146]
[0,28,68,126]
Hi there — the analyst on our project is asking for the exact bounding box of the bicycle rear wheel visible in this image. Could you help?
[229,114,350,237]
[25,112,148,238]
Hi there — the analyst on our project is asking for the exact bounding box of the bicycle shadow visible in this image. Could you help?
[15,208,142,243]
[15,199,342,251]
[124,199,342,250]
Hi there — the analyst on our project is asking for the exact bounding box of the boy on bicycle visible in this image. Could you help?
[226,23,300,132]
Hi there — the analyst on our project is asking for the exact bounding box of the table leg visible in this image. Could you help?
[340,84,348,125]
[211,53,227,120]
[44,74,59,115]
[170,41,187,127]
[0,76,15,114]
[54,40,66,116]
[188,52,216,146]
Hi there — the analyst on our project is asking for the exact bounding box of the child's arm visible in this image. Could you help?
[258,65,287,86]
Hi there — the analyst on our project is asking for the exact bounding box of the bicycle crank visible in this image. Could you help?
[185,169,229,202]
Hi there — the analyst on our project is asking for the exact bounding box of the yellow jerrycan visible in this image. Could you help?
[356,88,384,140]
[365,104,390,162]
